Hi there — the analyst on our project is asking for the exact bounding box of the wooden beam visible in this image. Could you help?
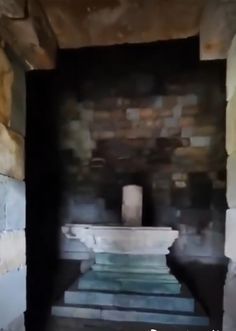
[0,0,57,70]
[0,0,25,19]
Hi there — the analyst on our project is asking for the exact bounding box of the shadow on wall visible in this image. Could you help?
[25,70,63,331]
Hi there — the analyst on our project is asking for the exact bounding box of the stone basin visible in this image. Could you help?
[61,224,178,255]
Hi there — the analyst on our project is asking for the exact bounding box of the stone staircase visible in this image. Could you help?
[52,252,209,329]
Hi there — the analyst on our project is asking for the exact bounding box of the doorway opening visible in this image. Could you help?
[26,37,227,331]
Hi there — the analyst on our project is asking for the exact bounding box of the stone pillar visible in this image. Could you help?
[224,34,236,331]
[0,48,26,331]
[122,185,143,226]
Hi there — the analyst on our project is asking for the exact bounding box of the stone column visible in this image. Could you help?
[122,185,143,226]
[0,48,26,331]
[224,34,236,331]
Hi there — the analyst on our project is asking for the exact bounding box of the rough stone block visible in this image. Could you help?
[10,57,26,136]
[227,34,236,101]
[180,117,195,128]
[139,108,153,119]
[0,175,25,231]
[0,123,24,180]
[158,108,173,118]
[164,117,178,128]
[181,127,193,138]
[172,104,182,118]
[172,173,188,181]
[182,105,199,116]
[180,94,198,106]
[125,127,153,139]
[126,108,139,122]
[93,130,115,140]
[173,147,208,159]
[0,49,25,136]
[93,111,111,120]
[3,314,25,331]
[190,136,211,147]
[162,96,177,109]
[226,90,236,155]
[0,231,25,275]
[227,153,236,208]
[200,0,236,60]
[0,48,13,127]
[0,267,26,329]
[225,209,236,260]
[193,125,216,136]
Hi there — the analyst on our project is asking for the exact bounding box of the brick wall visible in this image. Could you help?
[61,90,225,204]
[58,47,226,262]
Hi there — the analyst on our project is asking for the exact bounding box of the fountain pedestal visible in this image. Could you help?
[52,224,208,327]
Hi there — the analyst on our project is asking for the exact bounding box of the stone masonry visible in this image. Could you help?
[0,47,26,331]
[59,70,226,263]
[224,33,236,331]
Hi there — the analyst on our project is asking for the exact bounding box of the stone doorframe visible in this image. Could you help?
[1,1,236,330]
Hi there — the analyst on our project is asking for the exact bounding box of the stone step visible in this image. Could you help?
[48,316,210,331]
[51,305,208,327]
[78,271,181,295]
[81,270,178,283]
[64,288,195,312]
[95,253,166,267]
[92,264,169,274]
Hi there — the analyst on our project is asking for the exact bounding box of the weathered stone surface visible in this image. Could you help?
[10,55,26,136]
[173,147,209,167]
[52,305,208,326]
[0,0,57,70]
[227,153,236,207]
[122,185,142,226]
[0,48,13,127]
[173,223,224,263]
[0,123,24,180]
[190,136,211,147]
[227,34,236,101]
[3,314,25,331]
[226,90,236,155]
[0,267,26,329]
[78,270,180,295]
[95,253,166,267]
[40,0,207,48]
[0,175,25,231]
[0,48,25,135]
[0,230,25,275]
[200,0,236,60]
[62,225,178,255]
[65,288,194,312]
[0,0,25,18]
[225,209,236,260]
[223,261,236,331]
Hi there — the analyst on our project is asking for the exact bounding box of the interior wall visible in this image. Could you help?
[56,39,226,263]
